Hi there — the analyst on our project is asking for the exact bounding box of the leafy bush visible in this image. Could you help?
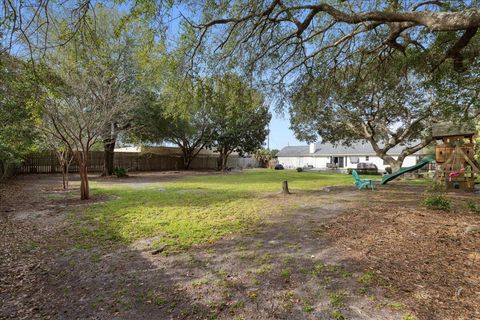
[466,199,480,213]
[347,168,380,175]
[424,194,451,211]
[0,159,21,179]
[425,182,447,193]
[296,167,303,172]
[423,182,450,211]
[113,167,128,177]
[331,310,345,320]
[254,148,278,167]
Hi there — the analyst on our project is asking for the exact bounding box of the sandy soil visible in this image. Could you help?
[1,172,478,320]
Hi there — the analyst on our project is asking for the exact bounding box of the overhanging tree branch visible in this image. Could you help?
[192,2,480,78]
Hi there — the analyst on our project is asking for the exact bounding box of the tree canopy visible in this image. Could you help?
[133,73,271,171]
[191,1,480,82]
[36,5,144,198]
[1,0,479,181]
[132,76,215,169]
[0,53,43,177]
[290,55,443,170]
[209,74,271,170]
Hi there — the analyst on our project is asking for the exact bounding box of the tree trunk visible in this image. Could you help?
[386,159,402,172]
[0,161,5,180]
[61,161,67,189]
[221,153,229,171]
[55,150,71,190]
[184,157,192,170]
[78,152,90,200]
[217,153,223,171]
[216,152,229,171]
[102,139,116,176]
[79,162,89,200]
[182,150,192,170]
[65,160,71,190]
[282,180,291,194]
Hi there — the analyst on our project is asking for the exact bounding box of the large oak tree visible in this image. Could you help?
[132,79,215,170]
[290,57,440,171]
[5,1,479,76]
[289,43,480,171]
[191,1,480,80]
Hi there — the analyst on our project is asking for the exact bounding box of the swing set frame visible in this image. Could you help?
[434,132,479,192]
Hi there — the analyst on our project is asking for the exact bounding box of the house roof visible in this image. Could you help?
[277,140,421,157]
[432,122,476,138]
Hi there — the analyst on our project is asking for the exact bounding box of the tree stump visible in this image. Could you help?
[282,180,291,194]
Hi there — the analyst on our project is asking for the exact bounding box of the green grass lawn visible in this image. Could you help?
[75,169,379,250]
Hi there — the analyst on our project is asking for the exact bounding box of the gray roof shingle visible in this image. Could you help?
[431,122,475,138]
[277,140,421,157]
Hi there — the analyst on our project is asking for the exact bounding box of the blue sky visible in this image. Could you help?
[268,113,303,150]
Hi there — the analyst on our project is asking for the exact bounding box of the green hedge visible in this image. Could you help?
[347,168,380,175]
[0,160,21,179]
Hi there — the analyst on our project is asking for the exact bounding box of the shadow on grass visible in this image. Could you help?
[3,174,433,319]
[41,199,410,320]
[73,170,370,249]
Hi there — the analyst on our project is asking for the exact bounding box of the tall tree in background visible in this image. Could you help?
[0,53,41,178]
[131,28,217,170]
[209,75,271,171]
[46,6,150,176]
[290,57,438,171]
[41,70,129,199]
[95,8,151,176]
[132,78,214,169]
[40,8,134,199]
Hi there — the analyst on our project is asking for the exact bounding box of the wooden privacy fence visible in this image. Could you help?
[19,151,260,173]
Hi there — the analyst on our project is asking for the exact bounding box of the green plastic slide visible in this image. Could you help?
[380,156,434,185]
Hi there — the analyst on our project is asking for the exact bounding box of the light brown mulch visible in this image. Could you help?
[323,188,480,320]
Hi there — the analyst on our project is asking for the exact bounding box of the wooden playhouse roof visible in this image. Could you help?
[432,122,476,138]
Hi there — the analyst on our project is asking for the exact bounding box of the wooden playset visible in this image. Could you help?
[433,123,479,192]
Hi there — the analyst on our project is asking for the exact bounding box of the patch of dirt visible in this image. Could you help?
[91,170,223,185]
[323,185,480,320]
[2,173,477,319]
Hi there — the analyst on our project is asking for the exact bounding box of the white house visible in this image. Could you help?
[277,141,420,172]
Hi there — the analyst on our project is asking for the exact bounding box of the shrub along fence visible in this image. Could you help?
[19,151,259,174]
[0,160,21,179]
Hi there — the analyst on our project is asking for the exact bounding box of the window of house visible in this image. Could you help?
[350,156,359,164]
[365,156,369,161]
